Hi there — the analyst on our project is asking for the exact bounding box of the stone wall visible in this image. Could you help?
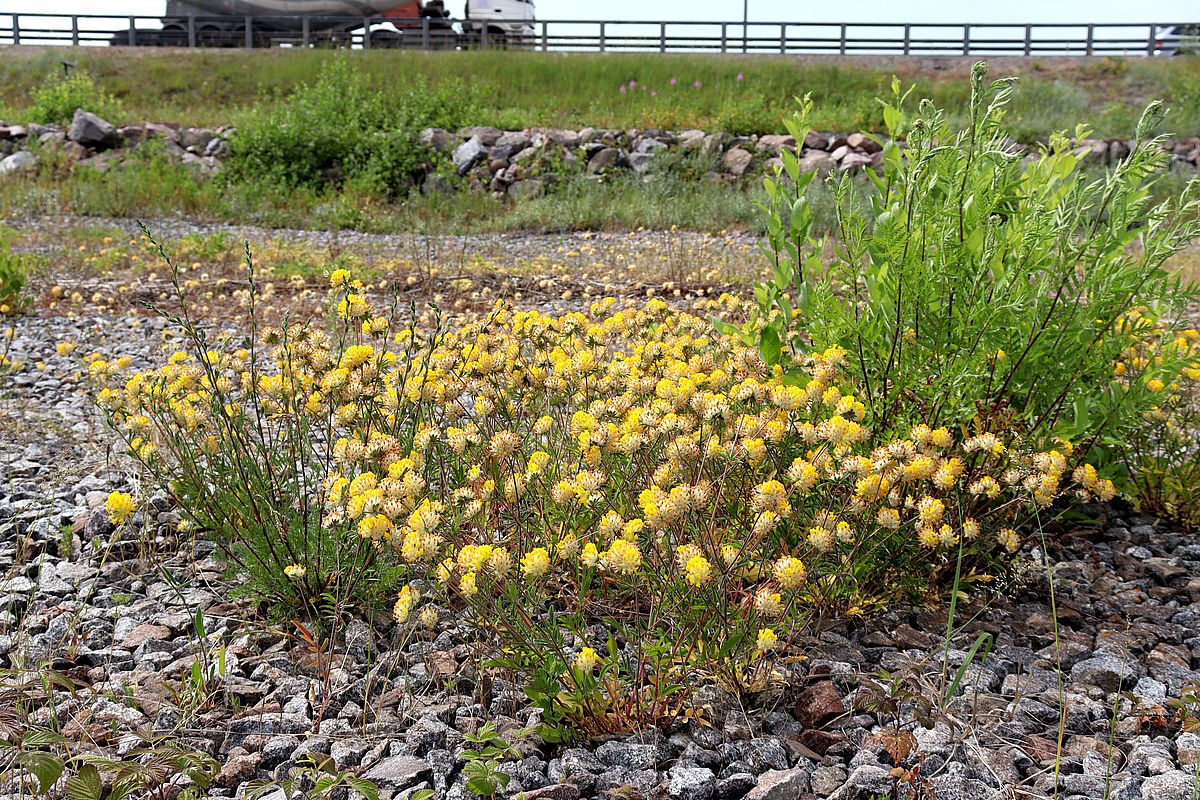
[2,109,1198,195]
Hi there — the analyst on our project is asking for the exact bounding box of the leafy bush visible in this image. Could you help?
[28,70,122,125]
[750,63,1200,457]
[228,60,475,198]
[91,257,1107,737]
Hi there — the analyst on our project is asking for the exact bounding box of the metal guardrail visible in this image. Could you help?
[0,14,1195,55]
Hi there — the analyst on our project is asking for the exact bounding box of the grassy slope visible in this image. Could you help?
[2,48,1199,138]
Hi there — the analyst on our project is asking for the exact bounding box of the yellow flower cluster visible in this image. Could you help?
[90,274,1115,663]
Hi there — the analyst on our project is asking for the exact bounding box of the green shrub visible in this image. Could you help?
[28,70,122,125]
[748,63,1200,457]
[228,60,475,198]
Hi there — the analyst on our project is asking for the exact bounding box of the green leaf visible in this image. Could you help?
[63,764,102,800]
[759,327,782,367]
[18,750,64,794]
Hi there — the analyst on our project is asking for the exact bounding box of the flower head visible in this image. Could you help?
[284,563,306,580]
[105,491,137,525]
[575,646,601,672]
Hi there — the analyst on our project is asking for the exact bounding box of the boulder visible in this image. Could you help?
[587,147,622,173]
[847,132,882,153]
[452,136,489,175]
[178,127,216,151]
[460,125,503,146]
[803,130,829,150]
[68,109,119,148]
[629,137,666,173]
[721,147,754,177]
[757,134,796,154]
[839,152,874,172]
[0,151,37,175]
[796,150,836,177]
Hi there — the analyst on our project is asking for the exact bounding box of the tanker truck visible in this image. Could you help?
[117,0,535,48]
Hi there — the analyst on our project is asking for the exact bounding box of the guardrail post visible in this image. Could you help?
[541,20,547,51]
[779,23,785,54]
[188,15,197,47]
[1085,23,1094,55]
[660,22,666,52]
[71,16,79,46]
[12,14,19,45]
[598,21,604,51]
[903,24,910,54]
[481,22,488,48]
[302,15,310,46]
[961,23,970,54]
[363,17,371,48]
[720,23,726,52]
[1024,24,1032,55]
[244,16,252,47]
[128,17,137,46]
[1146,23,1157,55]
[839,23,847,54]
[421,16,429,48]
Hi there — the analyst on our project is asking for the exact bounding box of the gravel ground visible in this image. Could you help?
[2,280,1199,799]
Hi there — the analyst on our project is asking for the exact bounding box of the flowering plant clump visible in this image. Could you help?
[91,256,1114,734]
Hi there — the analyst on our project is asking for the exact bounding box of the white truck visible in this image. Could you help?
[120,0,535,47]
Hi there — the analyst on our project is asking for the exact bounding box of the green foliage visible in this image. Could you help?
[28,69,122,126]
[750,63,1200,452]
[0,232,29,315]
[246,754,381,800]
[462,722,522,797]
[228,60,475,197]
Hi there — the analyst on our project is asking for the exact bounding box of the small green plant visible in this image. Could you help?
[247,754,381,800]
[28,69,122,126]
[462,722,522,798]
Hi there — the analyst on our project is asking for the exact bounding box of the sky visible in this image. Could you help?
[2,0,1197,23]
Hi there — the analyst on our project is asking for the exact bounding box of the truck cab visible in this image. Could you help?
[463,0,535,42]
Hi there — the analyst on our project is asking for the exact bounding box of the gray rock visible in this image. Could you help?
[721,147,754,177]
[179,128,216,151]
[362,755,431,788]
[0,150,37,175]
[746,767,809,800]
[1133,676,1167,706]
[587,146,622,173]
[629,137,666,173]
[460,126,503,146]
[668,765,716,800]
[1072,652,1137,692]
[839,152,874,172]
[68,110,118,148]
[716,773,757,800]
[452,137,489,175]
[810,765,847,795]
[1141,771,1195,800]
[828,765,892,799]
[595,740,663,769]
